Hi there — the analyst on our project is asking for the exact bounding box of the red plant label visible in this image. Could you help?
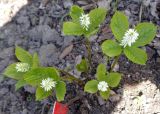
[52,102,69,114]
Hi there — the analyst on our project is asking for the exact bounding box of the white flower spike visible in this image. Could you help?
[79,13,90,30]
[16,63,30,72]
[41,78,57,91]
[98,81,108,92]
[120,29,139,47]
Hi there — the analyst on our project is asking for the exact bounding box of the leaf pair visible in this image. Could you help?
[63,5,107,38]
[24,67,66,101]
[3,46,66,101]
[76,59,88,72]
[101,11,157,65]
[4,46,40,90]
[84,64,121,100]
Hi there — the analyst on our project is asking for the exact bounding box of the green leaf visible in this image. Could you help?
[70,5,84,23]
[133,23,157,47]
[24,67,60,86]
[84,80,98,93]
[110,11,129,42]
[85,28,99,38]
[63,22,83,36]
[124,47,147,65]
[32,53,40,68]
[89,8,107,30]
[106,73,121,87]
[96,64,107,81]
[36,87,52,101]
[55,81,66,101]
[76,59,88,72]
[100,88,110,100]
[15,46,32,65]
[3,63,24,80]
[101,40,122,57]
[15,79,27,90]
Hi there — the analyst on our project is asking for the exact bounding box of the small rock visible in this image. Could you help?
[24,85,36,94]
[0,47,14,59]
[97,0,112,10]
[22,109,28,114]
[39,0,49,9]
[153,40,160,50]
[113,63,119,72]
[150,1,159,18]
[90,107,102,114]
[30,14,39,26]
[63,36,75,47]
[143,0,151,7]
[39,44,59,66]
[29,25,61,44]
[146,46,155,59]
[89,35,98,42]
[16,16,30,29]
[0,88,9,95]
[109,94,121,102]
[63,0,73,8]
[0,58,10,72]
[59,44,73,59]
[0,75,4,83]
[77,1,88,5]
[98,96,106,105]
[157,50,160,56]
[110,90,116,95]
[6,79,16,85]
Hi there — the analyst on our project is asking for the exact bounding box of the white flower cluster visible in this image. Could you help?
[16,63,30,72]
[79,13,90,30]
[40,78,57,91]
[97,81,108,92]
[120,29,139,47]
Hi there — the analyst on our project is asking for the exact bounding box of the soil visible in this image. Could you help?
[0,0,160,114]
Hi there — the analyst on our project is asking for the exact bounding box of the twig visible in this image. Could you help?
[66,95,83,106]
[110,55,120,72]
[85,38,92,70]
[139,3,143,22]
[114,0,119,11]
[55,67,84,85]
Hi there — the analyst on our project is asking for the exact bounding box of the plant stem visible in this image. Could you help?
[114,0,118,11]
[85,38,91,69]
[110,55,120,72]
[55,67,84,85]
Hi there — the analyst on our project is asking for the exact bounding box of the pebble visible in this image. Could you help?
[0,47,14,59]
[0,88,9,95]
[24,86,36,94]
[22,109,28,114]
[39,44,60,66]
[98,96,106,105]
[109,94,121,102]
[63,36,76,47]
[97,0,112,10]
[63,0,73,8]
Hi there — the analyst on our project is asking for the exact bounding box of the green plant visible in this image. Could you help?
[76,58,88,73]
[3,6,157,103]
[63,5,107,66]
[4,46,66,101]
[101,11,157,65]
[63,5,107,38]
[4,46,39,90]
[24,67,66,101]
[84,64,121,99]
